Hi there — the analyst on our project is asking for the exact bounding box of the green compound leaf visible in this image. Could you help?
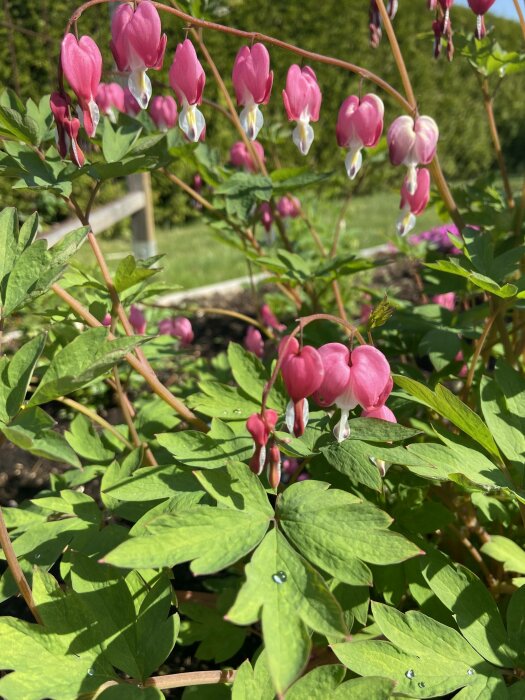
[227,529,347,694]
[104,466,272,574]
[231,654,274,700]
[394,375,500,458]
[422,550,516,667]
[28,328,146,406]
[278,481,422,584]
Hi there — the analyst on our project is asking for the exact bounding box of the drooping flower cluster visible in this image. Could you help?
[245,333,397,488]
[387,115,439,235]
[53,7,444,236]
[368,0,398,48]
[429,0,496,60]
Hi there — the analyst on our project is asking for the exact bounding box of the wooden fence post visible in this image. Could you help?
[127,173,157,259]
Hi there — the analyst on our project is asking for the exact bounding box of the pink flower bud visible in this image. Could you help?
[169,39,206,142]
[455,350,468,378]
[149,95,178,131]
[314,343,391,442]
[172,317,194,346]
[102,313,112,327]
[397,168,431,236]
[362,404,397,422]
[267,443,281,489]
[61,34,102,138]
[96,83,125,120]
[246,409,278,475]
[277,196,301,219]
[260,202,273,234]
[387,115,439,194]
[260,304,286,332]
[468,0,495,38]
[232,43,273,140]
[123,88,141,116]
[193,174,203,192]
[244,326,264,358]
[282,65,322,156]
[433,292,456,311]
[50,92,85,167]
[129,305,146,335]
[280,337,324,437]
[230,141,265,173]
[336,94,384,179]
[110,0,166,110]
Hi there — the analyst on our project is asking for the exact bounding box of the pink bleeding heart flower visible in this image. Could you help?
[260,304,286,332]
[277,196,301,219]
[314,343,392,442]
[232,43,273,140]
[61,33,102,138]
[110,0,167,110]
[362,404,397,423]
[150,95,178,131]
[267,443,281,489]
[279,336,324,437]
[124,88,141,116]
[169,39,206,142]
[387,115,438,195]
[468,0,495,38]
[433,292,456,311]
[246,409,278,475]
[260,202,274,241]
[244,326,264,358]
[369,1,398,47]
[336,94,384,179]
[129,305,147,335]
[173,317,194,345]
[397,167,431,236]
[282,65,322,156]
[50,92,86,167]
[96,83,125,121]
[230,140,265,172]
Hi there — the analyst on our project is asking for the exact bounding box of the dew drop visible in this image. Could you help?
[405,669,415,679]
[467,668,475,676]
[87,668,94,677]
[233,408,241,415]
[34,554,40,560]
[418,682,426,688]
[272,570,287,584]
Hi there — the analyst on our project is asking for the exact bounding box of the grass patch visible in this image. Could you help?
[72,189,443,290]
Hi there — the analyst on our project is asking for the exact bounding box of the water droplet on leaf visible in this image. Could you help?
[34,554,40,560]
[418,682,426,688]
[405,669,415,679]
[87,668,94,677]
[272,571,287,584]
[467,668,475,676]
[233,408,241,415]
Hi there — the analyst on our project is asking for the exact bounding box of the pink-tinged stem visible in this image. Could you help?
[51,283,209,432]
[0,508,42,623]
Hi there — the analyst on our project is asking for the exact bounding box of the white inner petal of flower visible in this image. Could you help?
[333,409,351,443]
[293,119,314,156]
[345,145,363,180]
[397,207,416,237]
[240,103,264,141]
[179,101,206,142]
[128,70,152,110]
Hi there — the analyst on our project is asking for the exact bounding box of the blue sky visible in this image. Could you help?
[455,0,518,20]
